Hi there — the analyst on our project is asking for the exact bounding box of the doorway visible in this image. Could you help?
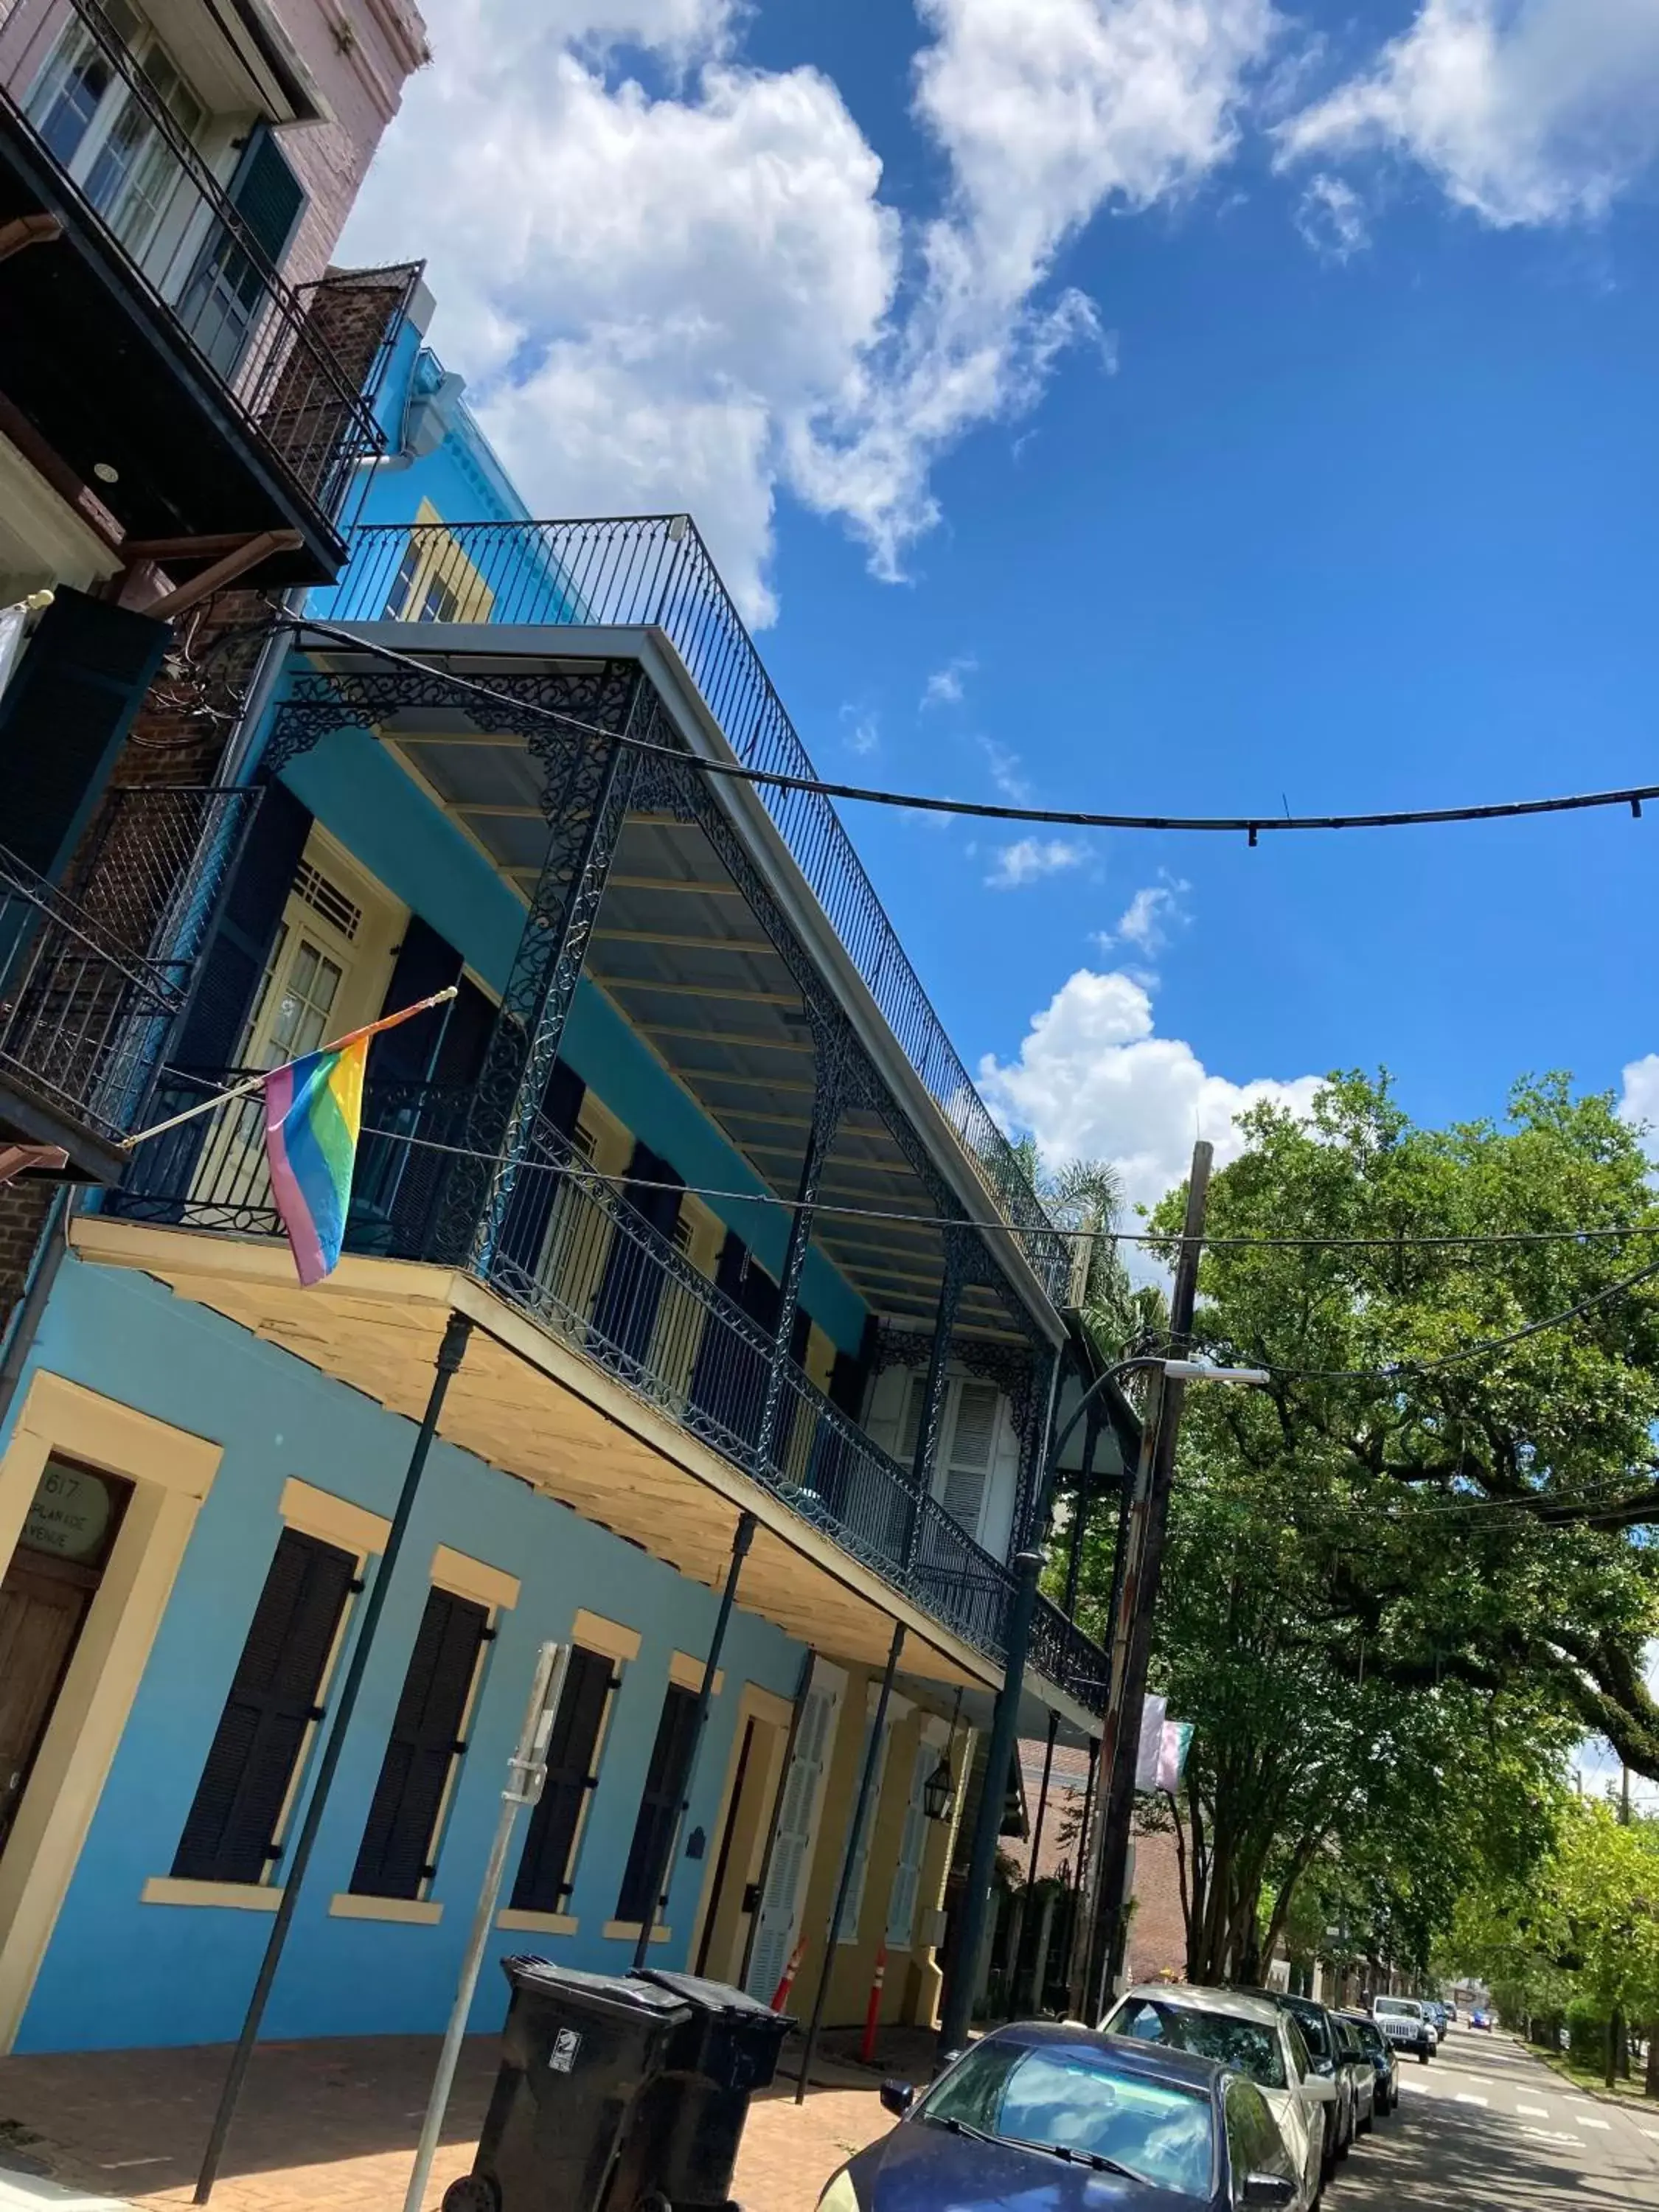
[0,1457,131,1862]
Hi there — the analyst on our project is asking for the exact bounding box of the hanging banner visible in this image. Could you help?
[1156,1721,1194,1794]
[1134,1694,1169,1790]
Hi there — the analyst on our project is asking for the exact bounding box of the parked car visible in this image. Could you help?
[1340,2010,1400,2117]
[1250,1993,1361,2169]
[1331,2015,1377,2135]
[1425,2000,1450,2041]
[1100,1984,1335,2208]
[1372,1995,1436,2063]
[814,2022,1307,2210]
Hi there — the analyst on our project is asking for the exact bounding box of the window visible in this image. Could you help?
[1225,2079,1290,2199]
[349,1585,491,1899]
[383,541,422,619]
[415,574,461,624]
[616,1682,700,1924]
[26,1,204,264]
[173,1528,356,1885]
[895,1374,1008,1545]
[510,1644,616,1914]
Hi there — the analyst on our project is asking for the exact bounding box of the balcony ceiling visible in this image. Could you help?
[345,678,1029,1343]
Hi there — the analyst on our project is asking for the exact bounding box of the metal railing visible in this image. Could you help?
[111,1077,1107,1708]
[319,515,1072,1304]
[0,786,256,1146]
[0,0,385,531]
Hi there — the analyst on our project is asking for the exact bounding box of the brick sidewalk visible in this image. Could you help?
[0,2033,900,2212]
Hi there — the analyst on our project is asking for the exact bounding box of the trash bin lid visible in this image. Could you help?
[505,1956,694,2020]
[633,1969,792,2024]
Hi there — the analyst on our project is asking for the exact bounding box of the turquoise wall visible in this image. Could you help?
[280,730,869,1356]
[6,1261,803,2053]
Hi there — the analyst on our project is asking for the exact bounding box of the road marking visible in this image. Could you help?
[1578,2118,1611,2131]
[1520,2128,1587,2146]
[1517,2104,1551,2118]
[1453,2093,1489,2107]
[1641,2128,1659,2140]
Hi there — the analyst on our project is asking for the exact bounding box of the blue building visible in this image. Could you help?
[0,279,1132,2058]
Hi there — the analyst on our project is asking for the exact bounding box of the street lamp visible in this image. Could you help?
[936,1349,1270,2057]
[922,1753,956,1823]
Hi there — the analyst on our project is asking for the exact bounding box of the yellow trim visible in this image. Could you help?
[0,1374,222,2054]
[431,1543,520,1613]
[279,1476,389,1557]
[603,1921,672,1944]
[686,1682,794,1975]
[497,1908,580,1937]
[140,1877,282,1913]
[329,1893,444,1925]
[571,1610,640,1665]
[670,1650,723,1697]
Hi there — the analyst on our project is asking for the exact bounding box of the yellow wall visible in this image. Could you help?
[793,1665,964,2030]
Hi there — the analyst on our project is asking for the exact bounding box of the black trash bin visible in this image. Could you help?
[442,1957,693,2212]
[608,1970,796,2211]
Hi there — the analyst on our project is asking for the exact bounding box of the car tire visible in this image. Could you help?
[1419,2047,1430,2064]
[1360,2101,1374,2136]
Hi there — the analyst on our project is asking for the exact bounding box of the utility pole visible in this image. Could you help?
[1072,1141,1211,2022]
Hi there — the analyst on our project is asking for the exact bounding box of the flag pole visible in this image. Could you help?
[121,989,459,1151]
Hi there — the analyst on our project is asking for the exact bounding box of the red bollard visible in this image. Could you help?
[771,1935,807,2012]
[861,1941,888,2065]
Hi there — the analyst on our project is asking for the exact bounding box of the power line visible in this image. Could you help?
[289,614,1659,844]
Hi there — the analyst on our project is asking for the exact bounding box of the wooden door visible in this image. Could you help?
[0,1554,92,1857]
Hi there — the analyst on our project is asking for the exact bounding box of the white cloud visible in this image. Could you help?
[922,655,976,708]
[341,0,1280,621]
[980,966,1322,1219]
[987,836,1089,888]
[1097,874,1190,954]
[841,703,881,756]
[1618,1053,1659,1160]
[978,735,1033,802]
[1294,172,1370,258]
[1279,0,1659,229]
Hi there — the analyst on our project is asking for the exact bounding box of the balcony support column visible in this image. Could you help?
[902,1226,969,1568]
[754,1019,849,1475]
[437,675,648,1269]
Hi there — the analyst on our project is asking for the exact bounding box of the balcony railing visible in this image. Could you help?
[318,515,1072,1307]
[0,785,253,1148]
[0,0,386,529]
[111,1073,1107,1711]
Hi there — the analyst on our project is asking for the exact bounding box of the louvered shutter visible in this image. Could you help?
[838,1710,893,1944]
[616,1683,700,1923]
[370,917,462,1082]
[356,925,490,1258]
[0,589,170,881]
[495,1056,585,1283]
[886,1740,936,1950]
[172,1528,355,1884]
[509,1645,613,1913]
[180,123,306,377]
[349,1585,489,1899]
[940,1380,1000,1543]
[745,1677,838,2000]
[172,781,312,1072]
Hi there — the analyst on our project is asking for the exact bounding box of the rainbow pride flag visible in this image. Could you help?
[264,1036,370,1287]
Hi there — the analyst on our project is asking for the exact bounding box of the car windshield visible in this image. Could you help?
[1375,2000,1419,2018]
[1105,1997,1287,2090]
[920,2040,1214,2199]
[1351,2020,1385,2055]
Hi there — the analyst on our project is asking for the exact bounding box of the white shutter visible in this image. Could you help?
[837,1711,894,1943]
[886,1740,936,1950]
[745,1671,842,2001]
[939,1380,999,1543]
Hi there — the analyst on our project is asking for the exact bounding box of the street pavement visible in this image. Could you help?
[1329,2024,1659,2209]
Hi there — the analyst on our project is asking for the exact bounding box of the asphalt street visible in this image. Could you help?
[1327,2024,1659,2210]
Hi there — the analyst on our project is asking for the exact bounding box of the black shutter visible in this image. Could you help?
[372,917,463,1083]
[172,1528,355,1884]
[173,779,311,1071]
[590,1140,682,1366]
[349,1585,490,1899]
[495,1058,586,1284]
[509,1645,613,1914]
[179,124,306,377]
[616,1683,701,1924]
[228,125,307,265]
[0,590,170,880]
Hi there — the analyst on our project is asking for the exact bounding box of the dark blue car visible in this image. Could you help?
[815,2023,1304,2211]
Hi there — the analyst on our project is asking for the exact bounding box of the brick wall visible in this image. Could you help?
[0,1178,57,1339]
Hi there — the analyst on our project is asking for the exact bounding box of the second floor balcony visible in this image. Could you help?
[0,0,409,585]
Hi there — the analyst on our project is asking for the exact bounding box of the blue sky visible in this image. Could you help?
[341,0,1659,1222]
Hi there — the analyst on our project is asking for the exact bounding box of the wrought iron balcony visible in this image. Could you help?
[113,1073,1108,1712]
[318,515,1072,1306]
[0,0,394,577]
[0,785,255,1177]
